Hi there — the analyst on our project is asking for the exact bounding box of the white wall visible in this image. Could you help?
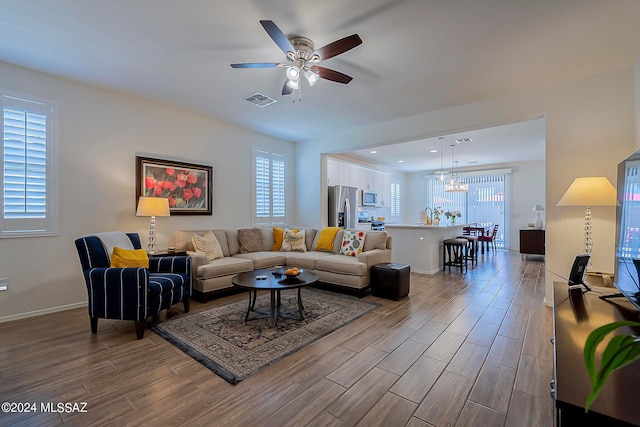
[297,68,636,304]
[0,62,295,321]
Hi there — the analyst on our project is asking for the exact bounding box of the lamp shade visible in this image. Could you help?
[136,197,170,217]
[556,177,616,207]
[532,204,545,212]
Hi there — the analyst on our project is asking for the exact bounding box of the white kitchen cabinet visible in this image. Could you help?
[380,173,391,207]
[327,157,339,186]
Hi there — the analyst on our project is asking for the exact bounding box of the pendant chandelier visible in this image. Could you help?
[433,137,449,182]
[445,144,468,192]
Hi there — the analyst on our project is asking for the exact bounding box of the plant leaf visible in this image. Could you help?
[583,320,640,412]
[583,321,640,382]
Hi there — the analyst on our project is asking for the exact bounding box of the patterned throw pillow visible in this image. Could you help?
[192,231,224,261]
[339,230,366,257]
[280,228,307,252]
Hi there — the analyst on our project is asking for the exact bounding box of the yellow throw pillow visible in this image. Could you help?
[315,227,341,252]
[273,226,297,251]
[110,247,149,268]
[192,231,224,262]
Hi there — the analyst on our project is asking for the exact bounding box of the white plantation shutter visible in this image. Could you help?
[253,148,286,225]
[390,182,400,220]
[2,95,58,236]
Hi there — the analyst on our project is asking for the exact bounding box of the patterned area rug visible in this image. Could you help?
[151,288,377,384]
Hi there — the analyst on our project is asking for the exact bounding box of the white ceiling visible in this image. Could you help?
[1,1,640,171]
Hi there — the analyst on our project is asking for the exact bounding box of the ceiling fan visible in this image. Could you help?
[230,20,362,96]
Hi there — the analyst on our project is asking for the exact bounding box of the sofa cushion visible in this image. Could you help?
[313,227,341,252]
[339,230,367,257]
[363,231,388,251]
[287,226,317,251]
[316,254,368,276]
[281,228,307,252]
[225,230,241,255]
[259,228,275,251]
[191,231,224,261]
[197,257,254,279]
[110,247,149,268]
[238,228,263,253]
[272,226,297,251]
[173,230,230,257]
[233,252,286,269]
[284,251,334,270]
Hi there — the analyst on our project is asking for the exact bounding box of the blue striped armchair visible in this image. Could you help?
[75,232,191,339]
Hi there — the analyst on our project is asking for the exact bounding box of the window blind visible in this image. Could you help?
[428,172,508,248]
[253,148,286,225]
[2,94,57,236]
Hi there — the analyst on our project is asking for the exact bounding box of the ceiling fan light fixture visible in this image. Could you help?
[304,69,319,86]
[286,66,300,81]
[286,79,299,90]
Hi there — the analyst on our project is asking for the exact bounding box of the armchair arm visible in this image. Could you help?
[84,267,149,320]
[149,255,192,275]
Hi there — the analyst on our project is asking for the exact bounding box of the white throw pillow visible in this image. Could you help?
[339,230,366,257]
[192,231,224,261]
[280,228,307,252]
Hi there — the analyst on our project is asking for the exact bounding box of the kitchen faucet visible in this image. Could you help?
[424,207,432,224]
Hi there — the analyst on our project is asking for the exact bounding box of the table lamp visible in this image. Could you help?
[556,177,616,254]
[136,197,170,253]
[532,204,545,229]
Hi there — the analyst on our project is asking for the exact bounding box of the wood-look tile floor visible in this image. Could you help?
[0,251,554,426]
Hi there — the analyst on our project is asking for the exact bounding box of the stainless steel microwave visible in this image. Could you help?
[360,190,378,206]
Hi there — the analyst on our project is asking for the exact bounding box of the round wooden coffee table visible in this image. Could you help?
[231,268,319,327]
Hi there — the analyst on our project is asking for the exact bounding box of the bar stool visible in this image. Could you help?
[443,238,468,273]
[457,235,478,267]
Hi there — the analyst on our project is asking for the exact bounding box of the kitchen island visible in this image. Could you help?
[385,224,466,274]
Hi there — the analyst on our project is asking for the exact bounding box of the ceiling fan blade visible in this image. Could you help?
[282,80,294,95]
[260,20,295,55]
[312,66,353,84]
[230,62,280,68]
[314,34,362,61]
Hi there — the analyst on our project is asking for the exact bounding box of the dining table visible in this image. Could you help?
[464,226,490,253]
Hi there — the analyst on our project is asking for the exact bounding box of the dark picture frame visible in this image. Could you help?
[136,156,213,215]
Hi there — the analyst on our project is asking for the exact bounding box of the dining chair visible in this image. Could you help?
[478,224,499,252]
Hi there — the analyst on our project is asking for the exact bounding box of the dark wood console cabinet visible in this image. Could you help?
[519,229,545,255]
[552,283,640,426]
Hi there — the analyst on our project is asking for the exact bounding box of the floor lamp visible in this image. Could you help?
[136,197,170,253]
[556,177,616,255]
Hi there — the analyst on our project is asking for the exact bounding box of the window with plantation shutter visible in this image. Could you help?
[390,182,401,220]
[253,148,286,225]
[1,94,58,237]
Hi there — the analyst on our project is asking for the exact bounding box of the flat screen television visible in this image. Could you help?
[609,149,640,310]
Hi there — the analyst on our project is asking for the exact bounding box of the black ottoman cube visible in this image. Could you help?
[371,263,410,300]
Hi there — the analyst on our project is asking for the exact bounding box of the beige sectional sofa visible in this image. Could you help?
[169,227,392,301]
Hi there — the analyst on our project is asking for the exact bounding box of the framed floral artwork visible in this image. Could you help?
[136,156,213,215]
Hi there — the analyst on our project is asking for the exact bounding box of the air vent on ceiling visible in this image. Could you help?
[246,93,277,107]
[456,138,473,144]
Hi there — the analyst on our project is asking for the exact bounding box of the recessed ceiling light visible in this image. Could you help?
[370,150,378,154]
[397,160,404,163]
[430,149,438,153]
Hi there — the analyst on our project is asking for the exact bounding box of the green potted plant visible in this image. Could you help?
[432,207,444,224]
[583,320,640,411]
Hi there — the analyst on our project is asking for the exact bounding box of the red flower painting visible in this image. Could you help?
[137,157,212,214]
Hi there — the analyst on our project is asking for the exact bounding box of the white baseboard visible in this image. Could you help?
[0,302,86,323]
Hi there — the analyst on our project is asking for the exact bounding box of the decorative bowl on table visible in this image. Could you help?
[283,267,303,279]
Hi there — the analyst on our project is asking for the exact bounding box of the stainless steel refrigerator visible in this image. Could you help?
[328,185,358,229]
